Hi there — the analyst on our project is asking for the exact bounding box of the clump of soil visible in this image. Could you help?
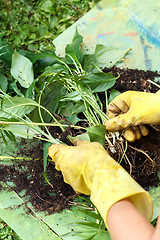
[0,140,76,213]
[0,67,160,214]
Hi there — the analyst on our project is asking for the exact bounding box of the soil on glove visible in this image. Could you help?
[0,67,160,214]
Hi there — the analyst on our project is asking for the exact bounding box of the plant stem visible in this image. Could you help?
[66,54,81,74]
[119,139,128,164]
[0,121,86,129]
[0,156,32,160]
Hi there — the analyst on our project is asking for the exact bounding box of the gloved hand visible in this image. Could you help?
[105,90,160,142]
[48,139,153,227]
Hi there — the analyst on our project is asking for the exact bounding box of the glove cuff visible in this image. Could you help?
[90,160,153,228]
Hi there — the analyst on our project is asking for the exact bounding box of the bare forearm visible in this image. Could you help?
[152,216,160,240]
[107,199,155,240]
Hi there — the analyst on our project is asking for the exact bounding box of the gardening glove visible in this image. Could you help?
[105,90,160,142]
[48,139,153,227]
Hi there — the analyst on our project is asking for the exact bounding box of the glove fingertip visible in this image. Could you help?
[123,128,136,142]
[139,125,149,136]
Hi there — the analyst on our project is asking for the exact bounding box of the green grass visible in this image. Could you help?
[0,219,21,240]
[0,0,100,52]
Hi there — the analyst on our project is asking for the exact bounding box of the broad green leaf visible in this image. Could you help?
[75,221,101,228]
[50,15,58,28]
[66,114,81,125]
[39,208,110,240]
[4,124,40,139]
[71,221,108,239]
[77,81,103,112]
[34,57,58,73]
[83,45,130,72]
[0,74,8,93]
[75,209,102,222]
[0,96,36,119]
[71,101,86,115]
[38,71,63,90]
[10,81,24,97]
[40,81,66,122]
[60,91,82,102]
[87,125,106,147]
[11,51,34,88]
[0,39,14,65]
[3,130,16,144]
[148,185,160,221]
[82,72,116,93]
[77,80,97,100]
[0,134,18,157]
[22,50,58,64]
[25,81,36,99]
[94,44,131,69]
[43,142,52,172]
[65,28,83,65]
[91,231,111,240]
[41,64,68,76]
[82,53,96,73]
[0,181,60,240]
[40,1,54,13]
[58,101,84,125]
[1,132,7,146]
[108,89,120,103]
[59,90,87,112]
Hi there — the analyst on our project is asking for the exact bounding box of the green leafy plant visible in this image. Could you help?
[69,196,110,239]
[0,26,131,240]
[0,28,130,148]
[0,28,133,182]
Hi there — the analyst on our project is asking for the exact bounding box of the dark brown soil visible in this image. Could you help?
[0,67,160,214]
[0,140,76,213]
[103,66,160,93]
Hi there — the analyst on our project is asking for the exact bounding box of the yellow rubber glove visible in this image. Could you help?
[105,90,160,142]
[48,139,153,227]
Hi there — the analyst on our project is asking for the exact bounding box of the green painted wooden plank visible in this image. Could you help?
[53,0,160,72]
[0,181,61,240]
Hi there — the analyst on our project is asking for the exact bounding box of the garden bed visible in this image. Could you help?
[0,67,160,215]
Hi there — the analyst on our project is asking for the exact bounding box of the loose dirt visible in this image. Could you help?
[0,67,160,214]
